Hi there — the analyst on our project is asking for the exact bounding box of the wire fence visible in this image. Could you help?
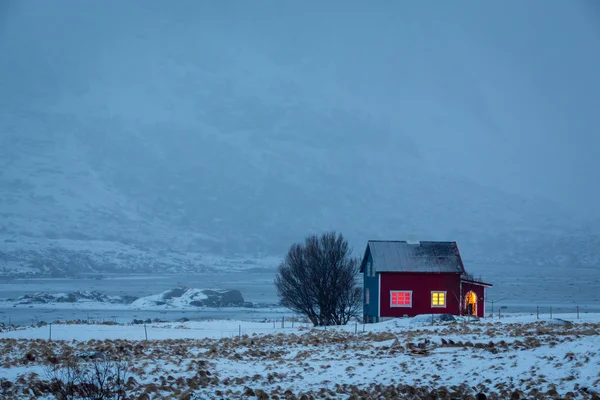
[487,304,596,320]
[0,313,307,328]
[0,305,597,341]
[0,314,377,340]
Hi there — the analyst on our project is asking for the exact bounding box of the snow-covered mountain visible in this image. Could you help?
[1,1,599,276]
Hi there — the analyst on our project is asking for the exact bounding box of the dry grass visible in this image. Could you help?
[0,320,599,399]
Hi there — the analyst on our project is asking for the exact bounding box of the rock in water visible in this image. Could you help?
[131,287,249,308]
[193,289,245,307]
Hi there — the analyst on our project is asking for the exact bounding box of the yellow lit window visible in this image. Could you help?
[432,291,446,307]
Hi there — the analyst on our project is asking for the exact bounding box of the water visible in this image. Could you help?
[467,262,600,314]
[1,264,599,326]
[0,272,279,303]
[0,271,284,326]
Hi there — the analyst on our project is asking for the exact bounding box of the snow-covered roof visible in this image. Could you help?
[360,240,466,274]
[461,278,493,287]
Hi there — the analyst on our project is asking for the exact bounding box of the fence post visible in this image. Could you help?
[550,307,552,319]
[144,323,148,341]
[498,308,500,318]
[239,325,241,339]
[8,317,10,326]
[363,321,365,333]
[537,306,539,319]
[49,323,52,341]
[431,313,434,326]
[282,316,284,329]
[577,305,579,319]
[355,321,358,335]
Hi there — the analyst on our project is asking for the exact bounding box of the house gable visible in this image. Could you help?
[362,246,379,320]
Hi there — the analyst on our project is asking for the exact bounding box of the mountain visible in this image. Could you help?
[1,1,599,277]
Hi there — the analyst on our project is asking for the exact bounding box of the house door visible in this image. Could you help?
[465,291,477,316]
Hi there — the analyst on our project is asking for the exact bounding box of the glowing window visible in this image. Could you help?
[431,291,446,307]
[390,291,412,307]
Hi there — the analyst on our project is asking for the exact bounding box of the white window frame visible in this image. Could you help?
[431,290,447,308]
[390,290,412,308]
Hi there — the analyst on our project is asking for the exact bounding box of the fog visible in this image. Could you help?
[1,1,599,263]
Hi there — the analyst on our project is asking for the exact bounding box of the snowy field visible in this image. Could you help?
[0,313,599,399]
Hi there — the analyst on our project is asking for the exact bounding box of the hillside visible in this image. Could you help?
[1,1,599,276]
[2,109,598,276]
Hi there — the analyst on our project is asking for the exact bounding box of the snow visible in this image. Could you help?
[1,312,597,341]
[1,1,600,278]
[1,313,599,398]
[131,288,208,308]
[0,236,283,277]
[0,286,254,314]
[0,319,312,341]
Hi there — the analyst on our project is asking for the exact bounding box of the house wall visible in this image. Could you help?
[379,272,461,318]
[461,281,487,318]
[362,250,379,322]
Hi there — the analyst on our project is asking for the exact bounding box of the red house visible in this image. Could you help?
[360,240,492,322]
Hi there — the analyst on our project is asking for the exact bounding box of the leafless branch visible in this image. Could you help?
[43,357,130,400]
[275,231,361,326]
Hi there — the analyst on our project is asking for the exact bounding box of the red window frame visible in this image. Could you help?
[390,290,412,307]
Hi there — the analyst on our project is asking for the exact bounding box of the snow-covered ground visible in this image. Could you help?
[1,313,598,399]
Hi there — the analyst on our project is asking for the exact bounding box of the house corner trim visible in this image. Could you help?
[377,273,381,319]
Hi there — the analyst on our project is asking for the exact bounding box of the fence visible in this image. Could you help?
[0,305,598,341]
[484,304,598,320]
[0,314,373,341]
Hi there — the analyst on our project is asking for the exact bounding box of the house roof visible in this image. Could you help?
[461,278,493,287]
[360,240,466,274]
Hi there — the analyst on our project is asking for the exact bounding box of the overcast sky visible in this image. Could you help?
[1,0,599,218]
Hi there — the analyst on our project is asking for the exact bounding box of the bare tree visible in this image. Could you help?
[275,231,361,326]
[44,357,130,400]
[45,360,80,400]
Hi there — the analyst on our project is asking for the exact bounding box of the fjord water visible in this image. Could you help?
[1,263,599,326]
[0,272,282,326]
